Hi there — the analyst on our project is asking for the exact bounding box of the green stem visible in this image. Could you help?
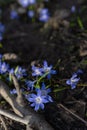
[77,84,87,87]
[77,16,84,30]
[36,72,49,87]
[54,87,69,92]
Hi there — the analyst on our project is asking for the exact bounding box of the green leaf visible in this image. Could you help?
[0,43,3,48]
[35,85,40,89]
[9,73,12,82]
[0,101,6,104]
[53,87,67,92]
[14,66,18,74]
[77,17,84,30]
[0,75,2,79]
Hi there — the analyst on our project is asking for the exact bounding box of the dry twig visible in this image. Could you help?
[58,103,87,126]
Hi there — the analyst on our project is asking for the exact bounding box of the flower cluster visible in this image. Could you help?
[17,0,50,22]
[25,61,56,111]
[9,61,54,111]
[0,54,84,111]
[0,0,50,41]
[32,60,56,79]
[9,66,27,80]
[25,80,36,90]
[0,54,27,81]
[39,8,50,22]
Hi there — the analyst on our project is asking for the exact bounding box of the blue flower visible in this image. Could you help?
[71,5,76,13]
[27,10,35,18]
[0,62,9,74]
[14,66,27,79]
[39,82,53,102]
[10,89,17,94]
[0,54,2,61]
[29,0,36,4]
[39,8,50,22]
[43,60,56,79]
[0,22,5,41]
[32,65,43,77]
[10,10,19,20]
[26,89,49,111]
[18,0,29,8]
[25,80,36,90]
[76,69,83,75]
[9,67,27,80]
[10,88,24,94]
[0,34,3,41]
[8,68,15,81]
[66,73,80,89]
[9,68,14,75]
[0,22,5,33]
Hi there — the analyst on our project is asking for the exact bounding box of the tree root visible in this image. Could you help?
[0,115,8,130]
[0,78,54,130]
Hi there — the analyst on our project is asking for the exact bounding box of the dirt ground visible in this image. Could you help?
[0,0,87,129]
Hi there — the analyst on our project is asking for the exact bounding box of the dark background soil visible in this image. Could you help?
[1,0,86,65]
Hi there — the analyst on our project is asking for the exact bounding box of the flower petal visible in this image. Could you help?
[47,74,51,79]
[51,70,56,74]
[40,103,44,109]
[47,95,53,102]
[37,89,41,96]
[41,82,46,90]
[28,98,34,102]
[31,103,35,107]
[47,88,51,93]
[31,94,36,98]
[72,73,77,79]
[43,61,48,67]
[71,84,76,89]
[42,98,49,103]
[66,80,71,85]
[35,104,40,111]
